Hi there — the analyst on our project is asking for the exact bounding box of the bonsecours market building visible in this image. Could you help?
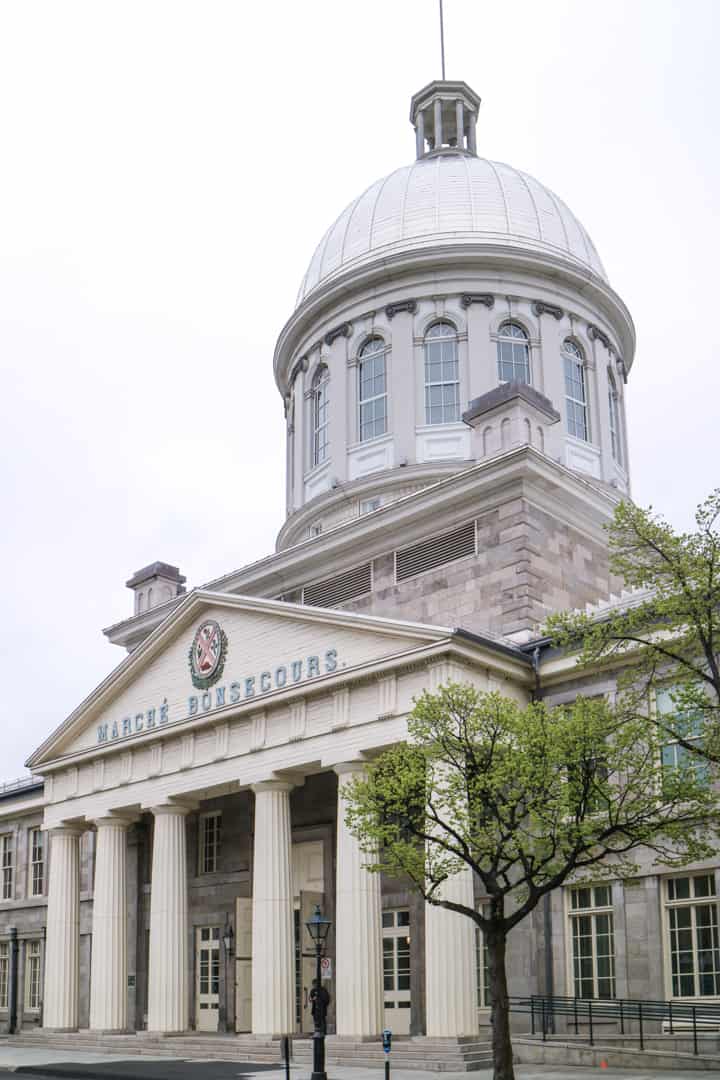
[1,79,716,1052]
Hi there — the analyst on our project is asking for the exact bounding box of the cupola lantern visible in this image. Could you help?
[409,79,481,158]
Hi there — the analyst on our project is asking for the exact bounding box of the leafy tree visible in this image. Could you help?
[547,489,720,765]
[342,685,714,1080]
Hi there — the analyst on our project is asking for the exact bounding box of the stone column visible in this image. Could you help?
[455,99,464,150]
[251,781,294,1035]
[415,110,425,158]
[434,98,443,148]
[147,805,189,1033]
[425,865,478,1036]
[89,817,131,1031]
[43,826,82,1030]
[334,763,383,1037]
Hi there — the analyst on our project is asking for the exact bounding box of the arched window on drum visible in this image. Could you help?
[310,364,330,467]
[608,371,623,465]
[424,321,460,425]
[358,337,388,442]
[496,322,531,384]
[563,339,589,442]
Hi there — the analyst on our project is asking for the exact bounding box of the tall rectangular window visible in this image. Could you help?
[657,688,707,790]
[424,322,460,425]
[666,874,720,997]
[25,940,41,1011]
[29,829,44,897]
[358,339,388,442]
[608,378,623,465]
[563,341,588,441]
[475,925,490,1008]
[0,943,8,1010]
[199,812,221,875]
[1,836,13,901]
[568,885,616,999]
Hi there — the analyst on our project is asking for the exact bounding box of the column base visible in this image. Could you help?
[42,1027,80,1033]
[327,1034,382,1043]
[89,1028,135,1035]
[145,1029,190,1037]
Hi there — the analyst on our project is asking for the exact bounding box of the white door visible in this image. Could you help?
[196,926,221,1032]
[235,897,252,1032]
[382,909,411,1035]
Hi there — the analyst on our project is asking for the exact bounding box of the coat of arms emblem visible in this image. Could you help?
[188,619,228,690]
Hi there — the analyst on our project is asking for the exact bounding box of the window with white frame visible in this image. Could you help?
[608,373,623,465]
[1,836,13,901]
[359,496,382,515]
[0,943,8,1010]
[358,337,388,442]
[496,322,531,384]
[665,874,720,997]
[475,905,490,1008]
[424,321,460,424]
[657,687,708,790]
[310,365,330,467]
[29,828,43,898]
[563,339,588,441]
[198,812,221,875]
[568,884,616,999]
[25,940,41,1011]
[382,909,411,1017]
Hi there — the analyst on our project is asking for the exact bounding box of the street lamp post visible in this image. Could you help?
[305,903,332,1080]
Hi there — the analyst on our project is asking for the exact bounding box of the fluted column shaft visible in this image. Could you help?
[251,782,294,1035]
[90,818,130,1031]
[147,806,189,1033]
[335,763,383,1037]
[43,827,82,1030]
[425,865,478,1035]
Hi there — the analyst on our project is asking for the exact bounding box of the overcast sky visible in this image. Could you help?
[1,0,718,779]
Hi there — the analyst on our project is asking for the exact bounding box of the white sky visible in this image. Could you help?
[1,0,718,779]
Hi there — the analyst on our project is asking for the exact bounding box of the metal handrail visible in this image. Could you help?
[509,993,720,1055]
[0,774,43,795]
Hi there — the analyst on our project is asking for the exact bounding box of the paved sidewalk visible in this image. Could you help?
[0,1048,717,1080]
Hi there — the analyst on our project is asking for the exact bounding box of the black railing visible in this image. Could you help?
[508,994,720,1056]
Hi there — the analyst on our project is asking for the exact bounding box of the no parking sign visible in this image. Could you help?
[320,956,332,980]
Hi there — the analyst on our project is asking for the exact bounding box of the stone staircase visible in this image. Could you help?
[6,1031,283,1063]
[6,1030,493,1071]
[287,1036,492,1071]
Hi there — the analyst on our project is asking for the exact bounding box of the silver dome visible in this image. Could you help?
[297,154,607,306]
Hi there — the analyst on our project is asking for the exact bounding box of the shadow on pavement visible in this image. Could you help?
[15,1062,281,1080]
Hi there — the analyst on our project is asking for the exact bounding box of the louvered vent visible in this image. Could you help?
[395,521,476,582]
[302,563,373,608]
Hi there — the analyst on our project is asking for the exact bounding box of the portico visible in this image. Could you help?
[29,592,533,1039]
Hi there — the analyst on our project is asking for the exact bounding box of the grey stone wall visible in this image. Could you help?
[329,497,617,637]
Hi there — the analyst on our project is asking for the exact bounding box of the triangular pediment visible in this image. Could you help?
[28,591,452,769]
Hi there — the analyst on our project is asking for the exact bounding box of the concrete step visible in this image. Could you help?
[7,1032,494,1071]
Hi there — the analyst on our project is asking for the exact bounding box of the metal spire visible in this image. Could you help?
[439,0,446,79]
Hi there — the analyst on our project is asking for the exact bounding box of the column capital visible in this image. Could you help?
[47,824,85,838]
[148,801,195,817]
[91,814,135,830]
[334,760,369,778]
[251,780,294,795]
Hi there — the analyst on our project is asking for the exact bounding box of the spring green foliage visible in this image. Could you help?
[343,685,714,931]
[547,490,720,764]
[343,684,714,1080]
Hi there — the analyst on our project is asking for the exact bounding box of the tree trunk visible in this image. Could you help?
[486,925,515,1080]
